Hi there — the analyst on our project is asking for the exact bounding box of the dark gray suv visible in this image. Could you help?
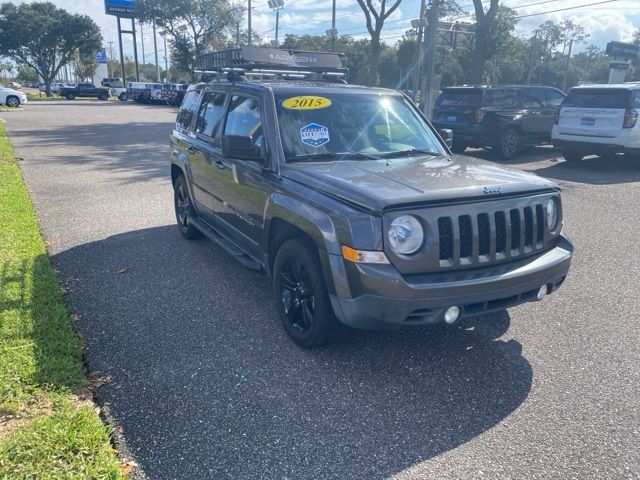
[170,47,573,348]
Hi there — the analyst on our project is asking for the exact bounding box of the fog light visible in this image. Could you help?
[444,306,460,324]
[537,285,548,301]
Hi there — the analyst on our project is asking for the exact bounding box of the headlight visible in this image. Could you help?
[546,198,560,232]
[388,215,424,255]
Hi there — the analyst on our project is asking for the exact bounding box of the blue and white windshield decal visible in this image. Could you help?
[300,123,330,148]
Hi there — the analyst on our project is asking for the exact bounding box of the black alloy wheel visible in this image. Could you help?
[173,175,202,240]
[65,94,75,100]
[562,150,585,162]
[498,129,520,160]
[273,239,339,348]
[119,92,127,101]
[451,141,468,154]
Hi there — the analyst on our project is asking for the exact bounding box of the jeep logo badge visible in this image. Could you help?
[483,185,502,195]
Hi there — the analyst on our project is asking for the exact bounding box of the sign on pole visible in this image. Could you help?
[104,0,144,18]
[96,49,108,64]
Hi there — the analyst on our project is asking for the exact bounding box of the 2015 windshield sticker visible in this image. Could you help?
[282,96,332,110]
[300,123,330,148]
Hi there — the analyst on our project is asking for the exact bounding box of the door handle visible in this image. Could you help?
[186,146,196,154]
[213,159,226,170]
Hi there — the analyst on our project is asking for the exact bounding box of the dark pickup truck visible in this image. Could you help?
[60,83,110,100]
[171,47,573,348]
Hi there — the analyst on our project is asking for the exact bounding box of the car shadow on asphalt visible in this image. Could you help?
[466,146,640,185]
[51,224,533,479]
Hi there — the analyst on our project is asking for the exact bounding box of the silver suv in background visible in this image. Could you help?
[552,83,640,162]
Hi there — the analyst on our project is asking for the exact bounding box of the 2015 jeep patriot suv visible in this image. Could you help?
[171,47,573,348]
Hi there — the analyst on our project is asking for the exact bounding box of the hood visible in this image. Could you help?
[2,88,23,96]
[281,154,557,212]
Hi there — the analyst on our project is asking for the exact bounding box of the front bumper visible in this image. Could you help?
[327,235,573,329]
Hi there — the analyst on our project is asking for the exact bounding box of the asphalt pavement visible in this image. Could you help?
[3,101,639,479]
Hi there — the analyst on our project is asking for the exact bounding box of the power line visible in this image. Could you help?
[515,0,622,18]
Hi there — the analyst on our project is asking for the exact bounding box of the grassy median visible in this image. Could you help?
[0,124,124,478]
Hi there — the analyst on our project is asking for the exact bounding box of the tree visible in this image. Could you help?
[72,54,98,82]
[355,0,403,86]
[0,2,102,96]
[469,0,500,83]
[16,64,39,83]
[142,0,236,81]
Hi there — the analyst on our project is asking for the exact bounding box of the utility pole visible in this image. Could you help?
[331,0,336,52]
[420,0,439,119]
[248,0,252,46]
[108,41,114,78]
[140,21,145,68]
[412,0,428,102]
[153,18,160,83]
[562,38,573,92]
[131,18,140,81]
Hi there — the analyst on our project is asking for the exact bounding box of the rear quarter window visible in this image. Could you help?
[563,89,632,109]
[176,90,203,130]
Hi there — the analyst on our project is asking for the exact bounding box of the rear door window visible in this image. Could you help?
[547,89,565,107]
[563,89,632,108]
[195,92,226,141]
[485,89,516,108]
[176,90,203,131]
[517,88,548,108]
[435,90,482,108]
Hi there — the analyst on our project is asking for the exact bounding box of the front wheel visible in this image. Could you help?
[451,142,468,154]
[173,175,202,240]
[98,93,108,101]
[562,150,584,162]
[65,94,75,100]
[498,129,520,160]
[118,92,127,101]
[273,238,339,348]
[6,96,20,107]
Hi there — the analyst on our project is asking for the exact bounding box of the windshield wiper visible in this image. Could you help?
[377,148,441,159]
[289,151,381,162]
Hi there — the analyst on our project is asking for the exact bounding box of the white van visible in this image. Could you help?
[552,83,640,161]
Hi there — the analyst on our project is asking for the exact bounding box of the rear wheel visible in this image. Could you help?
[273,238,339,348]
[562,150,584,162]
[118,92,127,101]
[98,92,108,101]
[6,96,20,107]
[65,94,75,100]
[498,129,520,160]
[173,175,202,240]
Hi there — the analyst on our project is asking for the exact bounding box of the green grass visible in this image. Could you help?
[25,92,64,101]
[0,125,124,478]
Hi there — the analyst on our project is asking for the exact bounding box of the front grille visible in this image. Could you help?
[437,202,546,268]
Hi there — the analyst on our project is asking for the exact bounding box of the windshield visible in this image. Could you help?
[275,92,446,162]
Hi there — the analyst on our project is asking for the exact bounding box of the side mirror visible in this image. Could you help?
[222,135,263,161]
[439,129,453,149]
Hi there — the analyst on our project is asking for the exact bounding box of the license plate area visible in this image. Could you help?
[581,118,595,126]
[446,116,457,122]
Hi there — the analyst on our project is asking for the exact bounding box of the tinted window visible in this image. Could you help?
[563,88,632,108]
[176,90,202,130]
[547,89,565,107]
[634,91,640,109]
[485,89,516,107]
[518,88,547,108]
[435,90,482,107]
[224,95,263,147]
[195,92,226,139]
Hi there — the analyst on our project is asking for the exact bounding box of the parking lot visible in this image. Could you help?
[3,100,640,479]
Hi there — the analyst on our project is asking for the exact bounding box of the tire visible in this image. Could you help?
[451,142,468,154]
[98,92,108,101]
[272,238,339,348]
[562,150,584,162]
[173,175,202,240]
[6,96,20,107]
[65,94,75,100]
[498,129,520,160]
[118,92,127,102]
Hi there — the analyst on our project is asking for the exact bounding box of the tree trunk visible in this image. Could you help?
[368,33,382,87]
[469,21,489,84]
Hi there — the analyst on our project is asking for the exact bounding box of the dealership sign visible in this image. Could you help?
[104,0,143,17]
[605,41,640,61]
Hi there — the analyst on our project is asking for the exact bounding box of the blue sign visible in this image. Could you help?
[300,123,330,148]
[96,49,108,64]
[105,0,143,17]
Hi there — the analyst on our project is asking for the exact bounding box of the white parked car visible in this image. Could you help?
[552,83,640,161]
[0,86,27,107]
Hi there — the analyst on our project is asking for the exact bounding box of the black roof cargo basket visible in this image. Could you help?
[196,46,347,83]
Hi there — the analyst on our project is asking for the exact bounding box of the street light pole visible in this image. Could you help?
[153,18,160,82]
[331,0,336,52]
[248,0,252,46]
[268,0,284,47]
[108,41,114,78]
[420,0,439,119]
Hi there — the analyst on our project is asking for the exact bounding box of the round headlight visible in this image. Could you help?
[388,215,424,255]
[546,198,560,232]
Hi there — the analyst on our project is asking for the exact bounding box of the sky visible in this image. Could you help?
[7,0,640,63]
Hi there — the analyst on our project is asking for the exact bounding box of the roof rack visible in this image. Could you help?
[196,46,347,83]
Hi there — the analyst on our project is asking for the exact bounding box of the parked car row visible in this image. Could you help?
[108,81,188,106]
[431,82,640,162]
